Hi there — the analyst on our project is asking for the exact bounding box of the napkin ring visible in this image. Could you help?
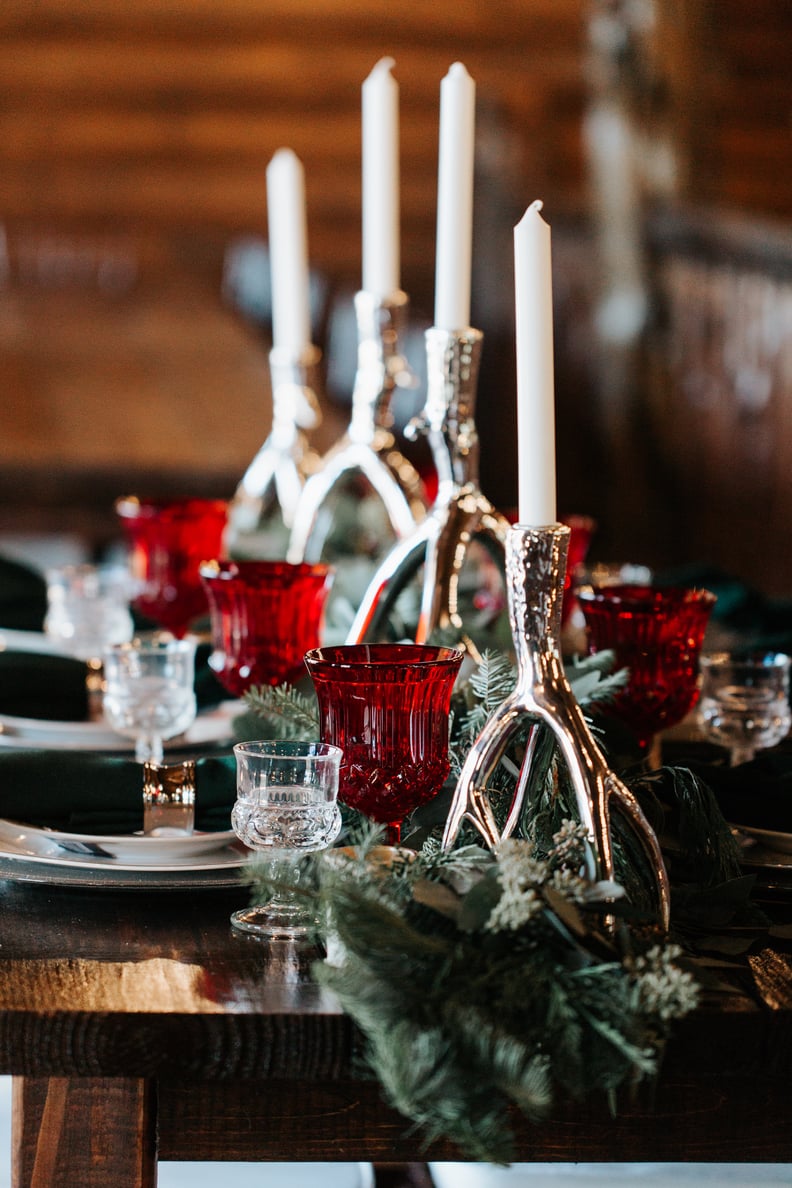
[142,759,196,835]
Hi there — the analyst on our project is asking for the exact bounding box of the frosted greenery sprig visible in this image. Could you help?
[298,823,699,1164]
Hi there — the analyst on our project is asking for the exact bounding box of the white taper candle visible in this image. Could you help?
[362,57,400,297]
[266,148,311,354]
[515,200,557,526]
[434,62,476,331]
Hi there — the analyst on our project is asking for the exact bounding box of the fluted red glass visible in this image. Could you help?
[116,496,228,637]
[560,514,597,627]
[304,643,464,844]
[578,583,716,752]
[200,559,333,695]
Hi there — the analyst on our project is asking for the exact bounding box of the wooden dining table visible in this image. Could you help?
[0,861,790,1188]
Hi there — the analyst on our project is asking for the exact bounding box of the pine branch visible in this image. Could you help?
[242,683,319,738]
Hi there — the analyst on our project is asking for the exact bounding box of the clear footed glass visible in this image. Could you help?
[102,636,197,764]
[698,651,792,765]
[231,740,343,939]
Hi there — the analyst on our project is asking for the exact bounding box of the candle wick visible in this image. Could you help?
[529,199,544,214]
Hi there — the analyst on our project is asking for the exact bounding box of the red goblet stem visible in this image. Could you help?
[385,821,402,846]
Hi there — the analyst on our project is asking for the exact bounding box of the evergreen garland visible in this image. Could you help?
[239,647,750,1162]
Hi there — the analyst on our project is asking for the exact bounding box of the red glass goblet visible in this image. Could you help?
[116,496,228,637]
[560,514,597,627]
[200,559,333,695]
[304,643,464,844]
[578,583,716,759]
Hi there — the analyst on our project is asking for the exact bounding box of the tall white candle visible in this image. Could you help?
[362,57,400,297]
[515,200,557,526]
[266,148,311,354]
[434,62,476,331]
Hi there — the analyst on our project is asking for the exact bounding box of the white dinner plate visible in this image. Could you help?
[0,830,251,890]
[0,699,243,752]
[0,818,238,864]
[0,628,72,656]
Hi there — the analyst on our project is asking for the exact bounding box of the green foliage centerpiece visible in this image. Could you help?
[241,643,713,1164]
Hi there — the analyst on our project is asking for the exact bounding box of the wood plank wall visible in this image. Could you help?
[0,0,591,306]
[1,0,790,571]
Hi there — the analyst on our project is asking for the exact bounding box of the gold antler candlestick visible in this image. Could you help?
[442,522,670,930]
[345,325,511,648]
[226,344,322,559]
[286,290,425,565]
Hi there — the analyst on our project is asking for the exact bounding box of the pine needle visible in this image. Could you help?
[242,682,319,738]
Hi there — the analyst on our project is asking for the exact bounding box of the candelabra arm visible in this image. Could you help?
[344,523,432,644]
[287,293,425,564]
[228,345,322,541]
[443,523,670,931]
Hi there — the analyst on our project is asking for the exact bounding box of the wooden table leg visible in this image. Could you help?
[11,1077,157,1188]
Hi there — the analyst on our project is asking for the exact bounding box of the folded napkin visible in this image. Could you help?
[0,556,48,631]
[0,651,90,721]
[686,752,792,834]
[0,642,228,723]
[0,750,237,834]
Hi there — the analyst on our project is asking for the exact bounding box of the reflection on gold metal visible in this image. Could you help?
[142,759,196,835]
[443,523,670,931]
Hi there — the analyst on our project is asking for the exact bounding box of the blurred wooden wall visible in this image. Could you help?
[1,0,790,575]
[0,0,591,307]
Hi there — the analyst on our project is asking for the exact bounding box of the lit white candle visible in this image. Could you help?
[515,200,556,526]
[266,148,311,354]
[362,57,400,297]
[434,62,475,331]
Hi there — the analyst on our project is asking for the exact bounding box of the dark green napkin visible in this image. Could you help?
[0,557,47,631]
[0,750,236,834]
[0,642,228,723]
[686,752,792,834]
[0,651,90,721]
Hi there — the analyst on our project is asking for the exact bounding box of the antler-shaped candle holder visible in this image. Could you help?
[226,344,323,556]
[345,326,511,648]
[286,290,426,565]
[442,523,670,930]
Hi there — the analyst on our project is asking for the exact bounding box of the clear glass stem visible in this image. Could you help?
[135,734,164,764]
[729,745,756,767]
[232,854,318,940]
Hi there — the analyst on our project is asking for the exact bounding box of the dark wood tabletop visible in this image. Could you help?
[0,868,791,1187]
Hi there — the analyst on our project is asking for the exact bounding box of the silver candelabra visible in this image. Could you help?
[442,522,670,930]
[287,290,426,565]
[346,325,511,649]
[226,344,322,556]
